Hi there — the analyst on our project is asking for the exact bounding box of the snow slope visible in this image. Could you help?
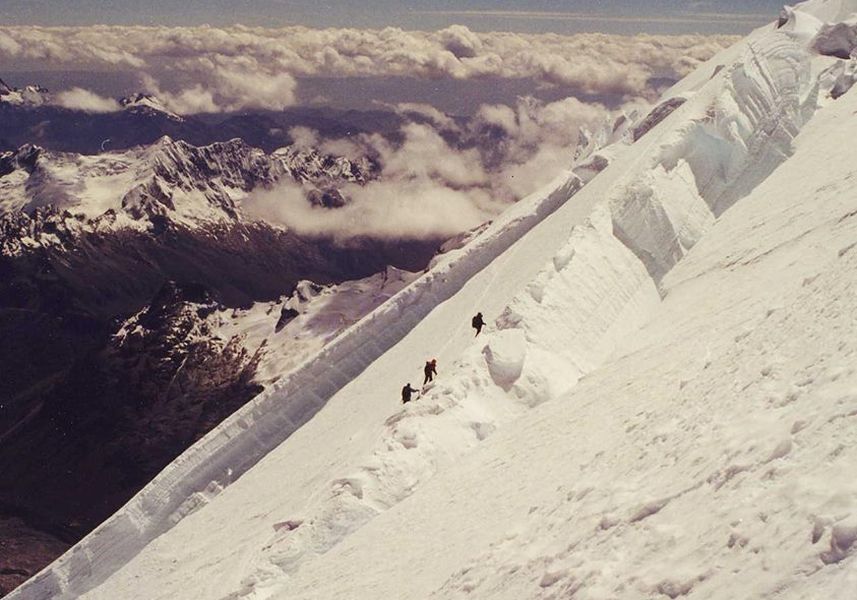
[266,64,857,600]
[12,130,601,600]
[213,269,420,387]
[11,1,857,598]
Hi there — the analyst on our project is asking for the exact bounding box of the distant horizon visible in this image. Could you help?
[0,20,738,116]
[0,1,782,34]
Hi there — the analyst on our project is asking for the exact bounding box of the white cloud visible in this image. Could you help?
[246,93,615,240]
[475,103,518,133]
[140,74,218,114]
[377,123,488,188]
[138,60,295,113]
[54,87,121,113]
[0,30,22,55]
[380,101,461,132]
[411,9,772,27]
[438,24,484,58]
[288,126,321,151]
[0,24,737,113]
[470,95,610,180]
[0,23,737,241]
[243,177,490,241]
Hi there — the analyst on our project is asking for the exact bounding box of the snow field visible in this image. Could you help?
[276,22,854,593]
[205,11,857,597]
[216,205,663,599]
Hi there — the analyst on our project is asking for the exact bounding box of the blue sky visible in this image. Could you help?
[1,0,782,33]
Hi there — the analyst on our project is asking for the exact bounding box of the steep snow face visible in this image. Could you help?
[649,19,828,223]
[797,0,857,22]
[12,3,857,600]
[286,74,857,600]
[10,135,604,600]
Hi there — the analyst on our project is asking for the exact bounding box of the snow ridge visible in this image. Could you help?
[612,30,819,284]
[222,205,661,599]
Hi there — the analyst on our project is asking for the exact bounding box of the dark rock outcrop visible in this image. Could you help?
[632,97,687,142]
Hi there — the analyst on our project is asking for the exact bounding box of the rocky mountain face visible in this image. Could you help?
[0,135,441,593]
[0,136,371,223]
[0,279,268,596]
[0,279,264,530]
[0,517,68,596]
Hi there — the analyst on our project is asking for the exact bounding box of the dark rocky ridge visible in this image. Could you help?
[632,96,688,142]
[0,281,264,538]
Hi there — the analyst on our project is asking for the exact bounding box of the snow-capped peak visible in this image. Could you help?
[0,79,50,107]
[0,134,374,257]
[119,93,184,122]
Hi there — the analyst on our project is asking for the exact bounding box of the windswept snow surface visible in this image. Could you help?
[11,2,857,599]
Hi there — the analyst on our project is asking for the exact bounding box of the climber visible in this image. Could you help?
[472,312,485,336]
[401,383,418,404]
[423,359,437,385]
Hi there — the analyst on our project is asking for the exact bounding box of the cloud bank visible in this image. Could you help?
[0,23,738,242]
[413,9,772,27]
[245,94,621,241]
[245,178,491,242]
[0,24,736,113]
[53,87,121,112]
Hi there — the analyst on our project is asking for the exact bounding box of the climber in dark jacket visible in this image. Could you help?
[472,312,485,336]
[423,359,437,385]
[402,383,418,404]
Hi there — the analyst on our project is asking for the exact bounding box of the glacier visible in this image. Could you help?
[9,1,857,598]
